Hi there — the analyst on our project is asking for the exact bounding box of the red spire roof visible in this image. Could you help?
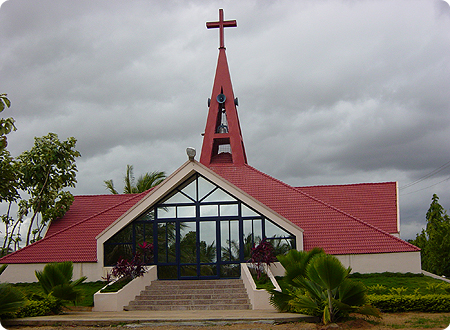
[200,9,247,166]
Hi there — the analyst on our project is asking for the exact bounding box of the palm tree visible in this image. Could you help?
[104,165,166,194]
[35,261,87,305]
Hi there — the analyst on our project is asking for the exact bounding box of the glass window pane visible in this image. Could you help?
[200,221,216,263]
[180,222,197,263]
[135,223,154,264]
[200,204,218,217]
[134,223,145,246]
[198,176,216,200]
[267,238,296,255]
[158,206,175,219]
[220,264,240,278]
[253,219,262,244]
[181,179,197,201]
[157,222,176,263]
[200,265,217,276]
[158,265,177,280]
[265,219,292,238]
[230,220,240,261]
[106,223,132,244]
[220,221,230,261]
[203,188,236,202]
[242,204,258,217]
[220,204,238,216]
[163,191,192,204]
[137,209,154,221]
[104,244,133,266]
[177,205,195,218]
[180,265,197,277]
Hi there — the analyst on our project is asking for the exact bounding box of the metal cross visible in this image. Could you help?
[206,9,237,49]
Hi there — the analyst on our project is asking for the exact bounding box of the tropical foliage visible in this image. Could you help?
[35,261,87,305]
[1,133,80,256]
[249,238,276,280]
[0,93,16,150]
[409,194,450,277]
[0,264,26,319]
[269,249,380,324]
[104,164,166,194]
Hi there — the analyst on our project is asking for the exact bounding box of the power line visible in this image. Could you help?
[400,175,450,196]
[399,160,450,190]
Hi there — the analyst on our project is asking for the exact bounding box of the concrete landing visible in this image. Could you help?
[3,309,315,327]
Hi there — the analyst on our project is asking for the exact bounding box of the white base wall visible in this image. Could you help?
[269,251,422,276]
[335,251,422,274]
[0,262,101,283]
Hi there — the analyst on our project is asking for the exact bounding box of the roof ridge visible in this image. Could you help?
[242,165,419,252]
[73,189,154,198]
[0,191,148,262]
[296,181,395,189]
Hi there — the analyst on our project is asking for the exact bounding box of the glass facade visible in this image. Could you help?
[104,174,296,279]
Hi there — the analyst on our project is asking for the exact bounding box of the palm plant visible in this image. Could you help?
[104,165,166,194]
[269,251,381,324]
[0,265,25,318]
[0,282,25,318]
[269,248,324,312]
[35,261,87,305]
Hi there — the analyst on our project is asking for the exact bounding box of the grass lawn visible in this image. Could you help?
[349,272,450,295]
[13,281,106,307]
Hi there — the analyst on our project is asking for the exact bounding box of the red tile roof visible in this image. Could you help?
[209,164,418,255]
[298,182,399,234]
[0,163,419,265]
[0,192,148,264]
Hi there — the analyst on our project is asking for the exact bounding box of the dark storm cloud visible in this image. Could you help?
[0,0,449,239]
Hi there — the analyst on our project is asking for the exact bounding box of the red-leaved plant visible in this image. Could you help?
[104,242,154,282]
[250,239,276,279]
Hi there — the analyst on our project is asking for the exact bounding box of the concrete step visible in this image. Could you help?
[124,279,252,311]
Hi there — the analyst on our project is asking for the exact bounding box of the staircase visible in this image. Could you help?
[124,279,252,311]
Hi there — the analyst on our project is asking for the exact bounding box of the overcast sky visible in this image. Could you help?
[1,0,449,240]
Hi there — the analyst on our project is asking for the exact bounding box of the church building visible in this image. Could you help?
[0,10,421,285]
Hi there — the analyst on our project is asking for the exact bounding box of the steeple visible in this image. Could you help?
[200,9,247,166]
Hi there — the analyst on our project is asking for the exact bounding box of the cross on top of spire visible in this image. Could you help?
[206,9,237,49]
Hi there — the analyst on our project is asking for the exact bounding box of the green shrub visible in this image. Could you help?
[17,295,63,318]
[389,287,407,295]
[350,272,424,278]
[367,284,387,295]
[367,294,450,312]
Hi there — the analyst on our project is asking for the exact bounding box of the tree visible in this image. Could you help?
[104,164,166,194]
[1,133,80,255]
[0,94,16,151]
[410,194,450,276]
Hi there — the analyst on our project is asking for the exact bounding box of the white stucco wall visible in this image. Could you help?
[269,251,422,276]
[0,262,101,283]
[335,251,422,274]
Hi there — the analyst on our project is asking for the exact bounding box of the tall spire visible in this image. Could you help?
[200,9,247,166]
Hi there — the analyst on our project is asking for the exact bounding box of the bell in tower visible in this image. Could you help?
[200,9,247,166]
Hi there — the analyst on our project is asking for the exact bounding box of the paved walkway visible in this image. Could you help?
[3,310,314,327]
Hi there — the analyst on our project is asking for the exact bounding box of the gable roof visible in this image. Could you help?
[0,161,419,265]
[208,163,418,255]
[0,192,148,264]
[298,182,399,234]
